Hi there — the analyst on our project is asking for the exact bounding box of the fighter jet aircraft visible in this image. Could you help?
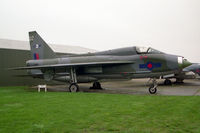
[183,63,200,76]
[12,31,192,94]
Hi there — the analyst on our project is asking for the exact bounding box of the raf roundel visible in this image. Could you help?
[33,44,41,49]
[139,62,162,70]
[147,63,153,69]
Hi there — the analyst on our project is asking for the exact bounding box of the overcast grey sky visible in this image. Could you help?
[0,0,200,62]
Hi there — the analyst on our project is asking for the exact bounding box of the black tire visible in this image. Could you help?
[93,82,102,89]
[149,86,157,94]
[69,83,79,92]
[164,79,172,85]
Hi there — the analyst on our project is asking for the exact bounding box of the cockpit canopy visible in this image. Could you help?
[136,46,164,54]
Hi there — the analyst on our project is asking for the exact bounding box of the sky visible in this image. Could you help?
[0,0,200,62]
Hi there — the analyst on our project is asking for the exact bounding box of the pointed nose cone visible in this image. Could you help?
[183,59,192,68]
[178,57,192,69]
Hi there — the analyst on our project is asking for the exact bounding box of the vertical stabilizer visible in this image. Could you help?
[29,31,56,60]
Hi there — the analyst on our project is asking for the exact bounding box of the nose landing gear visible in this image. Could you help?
[149,85,157,94]
[148,78,158,94]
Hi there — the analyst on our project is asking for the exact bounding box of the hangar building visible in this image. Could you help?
[0,39,96,86]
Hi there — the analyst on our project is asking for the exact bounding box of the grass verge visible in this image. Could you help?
[0,86,199,133]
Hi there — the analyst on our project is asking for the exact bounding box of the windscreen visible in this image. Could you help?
[136,46,149,54]
[147,48,163,54]
[136,46,163,54]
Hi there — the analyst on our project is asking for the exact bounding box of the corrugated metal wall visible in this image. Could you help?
[0,48,64,86]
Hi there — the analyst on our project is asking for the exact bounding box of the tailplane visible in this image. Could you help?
[29,31,56,60]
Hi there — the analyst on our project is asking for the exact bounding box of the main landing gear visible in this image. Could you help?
[68,67,79,92]
[69,83,79,92]
[90,81,102,89]
[164,79,172,85]
[148,78,158,94]
[68,67,102,92]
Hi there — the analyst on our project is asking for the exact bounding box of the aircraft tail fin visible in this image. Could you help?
[29,31,56,60]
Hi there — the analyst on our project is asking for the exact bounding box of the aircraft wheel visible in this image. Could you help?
[69,83,79,92]
[93,81,102,89]
[149,85,157,94]
[164,79,172,85]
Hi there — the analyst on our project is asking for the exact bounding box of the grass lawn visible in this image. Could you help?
[0,86,199,133]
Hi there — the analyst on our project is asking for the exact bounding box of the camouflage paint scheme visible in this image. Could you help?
[13,31,192,93]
